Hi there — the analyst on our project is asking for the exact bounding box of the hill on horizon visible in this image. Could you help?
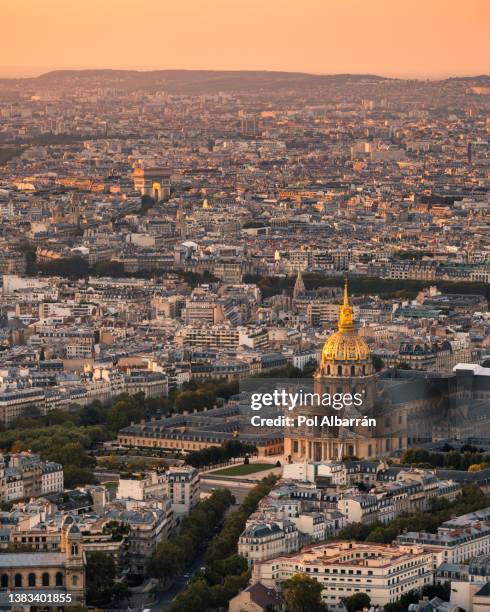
[0,69,393,94]
[1,69,489,95]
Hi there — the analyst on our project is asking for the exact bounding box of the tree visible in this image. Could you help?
[63,466,97,488]
[18,241,37,275]
[159,480,274,611]
[175,389,215,413]
[10,440,28,453]
[468,463,488,472]
[302,359,318,376]
[342,592,371,612]
[46,442,95,468]
[282,574,323,612]
[185,440,256,469]
[147,540,186,581]
[138,195,156,215]
[383,603,405,612]
[93,260,125,277]
[372,355,385,372]
[366,525,399,544]
[384,590,418,611]
[39,256,89,279]
[86,552,116,605]
[422,581,450,601]
[107,398,145,432]
[337,522,373,541]
[395,361,412,370]
[400,448,430,465]
[111,581,131,603]
[167,579,213,612]
[208,554,248,582]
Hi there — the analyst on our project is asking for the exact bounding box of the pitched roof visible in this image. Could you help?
[245,582,282,608]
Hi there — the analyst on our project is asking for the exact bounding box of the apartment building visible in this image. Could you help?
[252,541,433,607]
[163,466,200,517]
[0,386,46,425]
[0,453,63,502]
[176,324,268,352]
[396,508,490,567]
[239,520,300,566]
[104,498,174,575]
[445,555,490,612]
[117,472,166,501]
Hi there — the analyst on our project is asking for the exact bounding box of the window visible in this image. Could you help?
[56,572,63,587]
[15,574,22,587]
[0,574,8,588]
[42,573,50,587]
[28,573,36,587]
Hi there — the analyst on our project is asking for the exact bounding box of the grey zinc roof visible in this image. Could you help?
[0,552,65,568]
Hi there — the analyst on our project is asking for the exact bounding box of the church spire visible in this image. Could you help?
[293,269,306,298]
[338,279,354,332]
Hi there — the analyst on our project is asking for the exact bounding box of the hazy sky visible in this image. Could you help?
[2,0,489,78]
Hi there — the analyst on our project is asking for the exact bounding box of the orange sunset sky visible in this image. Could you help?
[1,0,489,78]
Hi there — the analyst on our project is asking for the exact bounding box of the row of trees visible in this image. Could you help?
[166,475,277,612]
[185,440,257,469]
[173,379,238,413]
[0,145,23,165]
[16,242,490,301]
[243,272,490,301]
[147,488,234,581]
[19,241,220,285]
[337,484,488,544]
[401,447,490,471]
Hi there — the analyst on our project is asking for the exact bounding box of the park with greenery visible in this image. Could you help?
[0,375,253,488]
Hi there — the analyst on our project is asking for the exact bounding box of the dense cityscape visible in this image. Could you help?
[0,66,488,612]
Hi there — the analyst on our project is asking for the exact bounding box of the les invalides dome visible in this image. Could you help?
[321,282,370,365]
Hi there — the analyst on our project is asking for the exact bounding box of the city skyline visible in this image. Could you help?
[2,0,490,79]
[0,3,489,608]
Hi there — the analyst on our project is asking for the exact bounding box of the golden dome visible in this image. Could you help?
[321,281,370,363]
[322,331,370,362]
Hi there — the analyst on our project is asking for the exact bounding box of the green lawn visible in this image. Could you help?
[210,463,276,476]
